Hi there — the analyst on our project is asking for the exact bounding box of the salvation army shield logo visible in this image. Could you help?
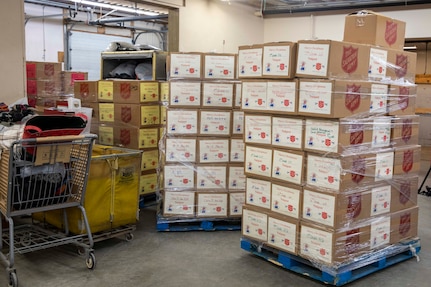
[402,119,412,143]
[345,228,360,254]
[120,129,131,146]
[398,87,410,111]
[121,107,132,123]
[350,123,364,145]
[342,46,358,74]
[120,83,131,99]
[385,21,398,46]
[395,54,408,78]
[402,150,413,173]
[44,63,55,77]
[399,212,411,237]
[80,83,89,98]
[347,194,362,219]
[399,181,411,205]
[351,156,365,184]
[345,84,361,112]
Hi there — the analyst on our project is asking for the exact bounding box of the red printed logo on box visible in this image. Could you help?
[399,181,411,205]
[120,83,131,99]
[351,156,365,184]
[399,212,411,237]
[385,21,398,46]
[398,86,410,111]
[395,54,408,78]
[347,194,362,219]
[345,228,360,254]
[44,63,55,77]
[80,83,90,98]
[121,107,132,123]
[342,46,358,74]
[345,84,361,112]
[402,150,413,173]
[350,130,364,145]
[402,119,412,143]
[120,129,131,146]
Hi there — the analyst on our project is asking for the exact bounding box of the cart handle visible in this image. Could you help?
[35,135,86,143]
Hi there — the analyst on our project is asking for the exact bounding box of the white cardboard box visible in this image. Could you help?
[228,164,246,190]
[229,192,246,217]
[164,165,195,190]
[196,192,228,218]
[196,165,227,190]
[169,81,201,107]
[201,82,234,108]
[272,117,304,150]
[198,138,229,163]
[199,110,232,136]
[272,149,304,186]
[245,145,273,179]
[167,109,198,135]
[163,191,195,216]
[246,177,272,210]
[244,114,272,145]
[271,183,302,219]
[242,207,268,242]
[267,216,298,254]
[165,138,197,163]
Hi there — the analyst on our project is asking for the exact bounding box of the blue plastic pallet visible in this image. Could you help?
[157,218,241,232]
[139,193,158,208]
[240,237,421,286]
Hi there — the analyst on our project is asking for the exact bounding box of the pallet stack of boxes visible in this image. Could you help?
[159,52,246,224]
[241,10,420,269]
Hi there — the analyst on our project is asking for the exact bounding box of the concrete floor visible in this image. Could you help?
[1,161,431,287]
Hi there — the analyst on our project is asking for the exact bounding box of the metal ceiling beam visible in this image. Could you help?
[89,14,168,24]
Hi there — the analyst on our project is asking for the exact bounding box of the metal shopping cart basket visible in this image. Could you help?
[0,134,97,287]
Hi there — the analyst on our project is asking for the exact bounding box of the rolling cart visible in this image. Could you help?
[0,134,97,287]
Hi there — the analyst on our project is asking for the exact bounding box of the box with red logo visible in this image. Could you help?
[238,44,263,78]
[234,82,242,108]
[232,110,244,136]
[228,164,246,191]
[272,149,305,186]
[393,145,421,176]
[242,206,268,242]
[262,42,297,79]
[62,71,88,96]
[114,126,159,150]
[246,177,272,210]
[244,145,273,179]
[199,110,232,137]
[140,171,158,195]
[160,81,169,102]
[164,137,197,163]
[390,176,418,213]
[390,206,419,244]
[74,81,98,103]
[163,164,195,191]
[169,81,201,107]
[99,103,115,123]
[298,79,374,118]
[391,115,419,147]
[112,80,140,103]
[343,10,406,51]
[197,138,229,164]
[141,149,159,172]
[140,81,160,103]
[388,83,417,116]
[300,221,371,265]
[244,114,272,146]
[267,214,299,255]
[241,80,268,112]
[168,52,203,79]
[162,190,195,217]
[266,80,298,114]
[114,104,160,127]
[97,124,114,146]
[295,40,370,79]
[272,116,304,151]
[230,138,245,163]
[27,79,63,97]
[26,61,62,80]
[166,109,199,136]
[386,49,417,82]
[196,165,227,191]
[271,182,302,219]
[229,192,245,217]
[196,192,228,218]
[201,81,234,109]
[98,80,114,102]
[203,53,236,80]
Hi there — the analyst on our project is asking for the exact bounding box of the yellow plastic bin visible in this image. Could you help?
[34,145,142,234]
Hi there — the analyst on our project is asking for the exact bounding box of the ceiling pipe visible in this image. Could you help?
[89,14,168,25]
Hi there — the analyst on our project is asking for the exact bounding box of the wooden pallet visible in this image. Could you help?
[240,237,421,286]
[157,217,241,232]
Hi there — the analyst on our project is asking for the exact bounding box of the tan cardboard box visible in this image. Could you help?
[98,80,114,102]
[262,42,297,79]
[391,115,419,147]
[162,190,195,217]
[74,80,98,103]
[99,103,115,123]
[343,10,406,51]
[390,206,419,244]
[199,110,231,137]
[203,53,236,80]
[141,149,159,172]
[228,164,246,191]
[112,80,140,103]
[140,171,158,195]
[168,52,203,79]
[163,164,195,190]
[159,81,169,102]
[230,138,245,163]
[271,182,302,219]
[229,192,245,217]
[201,81,234,109]
[238,44,263,78]
[169,81,202,107]
[196,164,228,191]
[244,114,272,146]
[114,104,160,127]
[140,81,160,103]
[369,82,389,115]
[232,110,244,136]
[241,80,268,112]
[197,138,230,163]
[62,71,88,96]
[390,176,418,213]
[246,177,272,210]
[267,214,299,255]
[26,61,62,80]
[234,82,242,108]
[272,116,304,151]
[388,83,417,116]
[82,102,99,126]
[393,145,421,176]
[245,145,273,179]
[386,49,417,83]
[164,137,197,163]
[97,124,114,146]
[242,205,268,242]
[272,149,305,186]
[196,192,228,218]
[266,80,298,114]
[295,40,370,79]
[27,79,62,97]
[166,109,199,136]
[114,126,159,150]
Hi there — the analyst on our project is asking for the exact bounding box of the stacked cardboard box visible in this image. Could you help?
[160,52,246,221]
[240,11,420,267]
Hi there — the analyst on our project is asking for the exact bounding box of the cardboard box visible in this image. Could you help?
[140,172,158,195]
[114,126,159,150]
[295,40,370,79]
[234,82,242,108]
[162,190,195,217]
[62,71,88,96]
[238,45,263,78]
[199,110,231,136]
[272,116,304,151]
[166,109,199,136]
[272,149,304,186]
[262,42,297,79]
[140,81,160,103]
[168,52,203,79]
[228,164,246,191]
[267,215,298,255]
[232,110,244,136]
[241,80,267,111]
[230,138,245,163]
[141,149,159,172]
[98,80,114,102]
[242,206,268,242]
[245,145,273,179]
[169,81,201,107]
[390,176,418,213]
[388,84,417,116]
[386,49,417,82]
[369,215,391,249]
[343,10,406,51]
[74,81,98,103]
[198,138,229,163]
[229,192,245,217]
[98,124,114,146]
[201,81,234,109]
[298,79,374,118]
[203,53,236,80]
[266,80,297,114]
[35,144,71,166]
[165,137,197,163]
[246,177,272,210]
[114,104,160,127]
[99,103,115,123]
[391,115,419,147]
[112,80,140,103]
[196,165,227,190]
[163,164,195,190]
[160,81,169,102]
[271,182,302,219]
[196,192,228,218]
[390,206,419,243]
[244,114,272,145]
[369,82,389,114]
[393,145,421,176]
[27,79,62,97]
[26,61,62,80]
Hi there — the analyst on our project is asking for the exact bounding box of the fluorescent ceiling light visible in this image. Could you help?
[71,0,159,16]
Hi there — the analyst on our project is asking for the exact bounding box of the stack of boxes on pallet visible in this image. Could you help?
[241,10,420,267]
[160,52,246,221]
[26,61,87,107]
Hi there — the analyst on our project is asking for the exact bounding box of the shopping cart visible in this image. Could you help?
[0,134,97,287]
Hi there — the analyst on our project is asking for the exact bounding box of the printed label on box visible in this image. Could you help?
[199,139,229,163]
[170,81,201,106]
[371,185,391,216]
[205,54,235,79]
[307,155,341,191]
[263,45,291,77]
[138,128,158,149]
[242,81,267,110]
[98,81,113,101]
[228,166,246,190]
[305,119,339,153]
[267,217,297,254]
[230,139,245,162]
[196,165,227,190]
[160,82,169,102]
[98,126,114,145]
[267,81,296,113]
[99,103,114,122]
[272,117,303,150]
[229,192,245,216]
[272,150,303,185]
[170,53,201,78]
[167,110,198,135]
[370,83,388,114]
[141,149,159,171]
[197,193,228,217]
[300,225,333,264]
[238,48,263,77]
[242,209,268,241]
[245,145,273,178]
[160,106,167,124]
[296,43,330,77]
[165,138,196,162]
[164,165,195,189]
[163,191,195,216]
[232,111,244,135]
[370,216,391,249]
[372,117,391,148]
[202,82,234,108]
[298,81,333,115]
[303,189,336,227]
[369,48,388,80]
[246,177,271,209]
[375,152,394,181]
[234,83,242,108]
[140,173,158,195]
[245,115,272,145]
[140,105,160,126]
[271,183,301,219]
[199,110,231,136]
[140,82,159,102]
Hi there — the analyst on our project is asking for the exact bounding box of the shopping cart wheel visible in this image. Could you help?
[7,271,18,287]
[86,252,96,270]
[125,233,134,242]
